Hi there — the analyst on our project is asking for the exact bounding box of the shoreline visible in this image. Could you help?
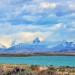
[0,52,75,57]
[0,63,75,67]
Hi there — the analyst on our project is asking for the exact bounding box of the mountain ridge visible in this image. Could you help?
[0,37,75,52]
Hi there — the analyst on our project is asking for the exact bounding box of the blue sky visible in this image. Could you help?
[0,0,75,47]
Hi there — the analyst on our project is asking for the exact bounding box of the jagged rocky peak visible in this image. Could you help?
[33,37,41,43]
[0,44,6,49]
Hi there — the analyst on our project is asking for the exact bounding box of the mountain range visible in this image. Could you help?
[0,37,75,52]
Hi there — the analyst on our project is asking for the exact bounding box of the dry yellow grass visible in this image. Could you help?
[0,64,75,75]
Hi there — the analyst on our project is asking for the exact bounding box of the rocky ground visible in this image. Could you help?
[0,64,75,75]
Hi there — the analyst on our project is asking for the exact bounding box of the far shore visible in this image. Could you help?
[0,52,75,57]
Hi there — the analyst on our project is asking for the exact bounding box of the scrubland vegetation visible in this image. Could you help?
[0,64,75,75]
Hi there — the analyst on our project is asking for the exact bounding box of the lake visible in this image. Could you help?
[0,56,75,67]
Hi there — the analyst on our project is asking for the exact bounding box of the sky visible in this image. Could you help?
[0,0,75,47]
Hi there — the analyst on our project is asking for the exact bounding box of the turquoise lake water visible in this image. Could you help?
[0,56,75,67]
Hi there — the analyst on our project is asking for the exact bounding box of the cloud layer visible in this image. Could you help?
[0,0,75,47]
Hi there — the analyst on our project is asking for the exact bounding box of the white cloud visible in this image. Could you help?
[68,1,75,10]
[22,15,38,22]
[69,4,75,9]
[0,22,55,35]
[0,31,51,48]
[0,0,75,46]
[40,2,57,8]
[0,22,54,47]
[3,1,58,19]
[49,23,67,31]
[67,28,75,32]
[55,23,62,28]
[0,22,75,47]
[0,35,12,48]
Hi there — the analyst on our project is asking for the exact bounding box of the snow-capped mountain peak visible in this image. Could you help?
[33,37,40,43]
